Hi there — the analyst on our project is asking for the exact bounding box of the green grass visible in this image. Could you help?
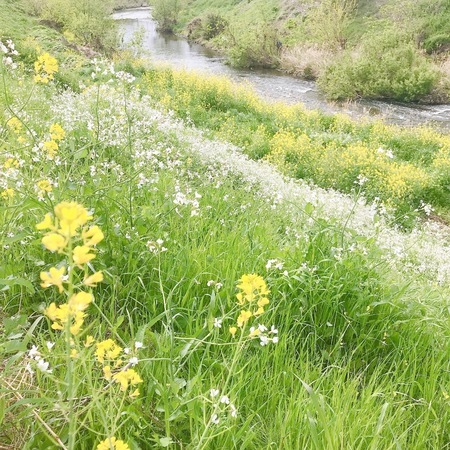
[0,4,450,449]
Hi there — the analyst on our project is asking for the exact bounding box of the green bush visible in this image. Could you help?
[21,0,118,51]
[318,30,439,101]
[202,13,227,40]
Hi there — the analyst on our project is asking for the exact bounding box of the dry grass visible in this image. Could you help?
[280,43,335,79]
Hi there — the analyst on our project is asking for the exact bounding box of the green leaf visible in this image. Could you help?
[0,277,35,293]
[305,202,315,215]
[159,437,173,447]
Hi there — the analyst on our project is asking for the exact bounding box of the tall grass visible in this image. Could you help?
[0,10,450,449]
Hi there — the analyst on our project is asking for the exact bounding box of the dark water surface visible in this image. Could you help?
[113,7,450,131]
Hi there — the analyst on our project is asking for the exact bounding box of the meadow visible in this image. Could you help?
[1,2,450,449]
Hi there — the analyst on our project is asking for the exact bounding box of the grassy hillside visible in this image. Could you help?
[1,2,450,449]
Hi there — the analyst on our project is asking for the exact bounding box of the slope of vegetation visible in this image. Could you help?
[1,2,450,449]
[149,0,450,103]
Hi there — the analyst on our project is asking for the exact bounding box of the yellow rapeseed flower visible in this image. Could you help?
[1,188,14,200]
[36,213,55,231]
[41,233,67,252]
[112,368,143,391]
[237,310,252,327]
[7,117,22,134]
[103,365,112,381]
[54,201,92,237]
[68,291,93,312]
[36,179,52,193]
[49,123,65,142]
[229,326,237,337]
[96,339,123,363]
[43,140,58,159]
[82,225,104,246]
[97,437,130,450]
[85,335,95,347]
[34,52,58,84]
[83,271,104,287]
[73,245,96,267]
[40,266,66,293]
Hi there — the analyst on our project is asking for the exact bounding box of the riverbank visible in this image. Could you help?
[149,0,450,104]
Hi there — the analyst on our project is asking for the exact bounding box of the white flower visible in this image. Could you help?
[25,363,34,375]
[270,325,278,334]
[211,414,220,424]
[258,324,268,332]
[229,403,238,418]
[28,345,40,359]
[260,336,269,346]
[36,359,52,373]
[46,341,55,351]
[210,388,219,398]
[272,336,279,344]
[129,357,139,366]
[213,318,222,328]
[135,341,144,349]
[123,347,130,355]
[220,395,230,404]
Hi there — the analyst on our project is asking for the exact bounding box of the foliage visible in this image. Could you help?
[21,0,118,51]
[318,29,439,101]
[1,5,450,448]
[150,0,182,33]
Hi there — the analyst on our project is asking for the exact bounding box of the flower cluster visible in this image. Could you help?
[228,274,278,346]
[34,52,58,84]
[37,202,104,335]
[41,123,66,160]
[25,344,52,375]
[97,437,130,450]
[209,388,238,424]
[95,339,143,397]
[236,273,270,320]
[1,39,18,69]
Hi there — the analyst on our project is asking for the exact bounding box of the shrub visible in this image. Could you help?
[318,29,439,102]
[202,13,228,41]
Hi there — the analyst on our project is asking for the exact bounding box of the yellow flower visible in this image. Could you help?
[7,117,22,134]
[112,369,143,391]
[49,123,65,142]
[37,179,52,193]
[54,201,92,237]
[73,245,96,267]
[1,188,15,200]
[68,291,93,312]
[96,339,122,363]
[70,349,78,358]
[129,388,140,398]
[103,365,112,381]
[42,233,67,252]
[34,52,58,84]
[84,271,104,287]
[82,225,104,247]
[4,158,19,169]
[257,297,269,308]
[97,437,130,450]
[229,326,237,337]
[237,274,269,302]
[84,335,95,347]
[237,310,252,327]
[36,213,55,231]
[43,140,58,159]
[40,266,66,293]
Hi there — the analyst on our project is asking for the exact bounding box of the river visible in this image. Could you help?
[113,7,450,131]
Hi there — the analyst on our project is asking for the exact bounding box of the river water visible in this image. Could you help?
[113,7,450,131]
